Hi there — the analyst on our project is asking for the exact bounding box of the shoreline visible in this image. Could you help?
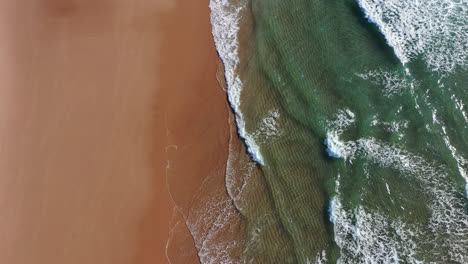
[160,1,238,262]
[0,1,231,263]
[210,0,265,166]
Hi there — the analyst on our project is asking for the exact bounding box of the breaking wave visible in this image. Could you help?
[210,0,265,165]
[327,109,468,263]
[357,0,468,72]
[356,69,415,97]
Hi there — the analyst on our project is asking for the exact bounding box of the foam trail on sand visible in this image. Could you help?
[210,0,265,165]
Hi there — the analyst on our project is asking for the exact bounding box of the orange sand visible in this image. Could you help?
[0,0,229,263]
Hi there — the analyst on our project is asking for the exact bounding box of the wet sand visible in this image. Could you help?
[0,0,228,263]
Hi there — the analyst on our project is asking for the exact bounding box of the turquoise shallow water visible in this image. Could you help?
[211,0,468,262]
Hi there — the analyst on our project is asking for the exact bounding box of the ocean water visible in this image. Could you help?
[210,0,468,263]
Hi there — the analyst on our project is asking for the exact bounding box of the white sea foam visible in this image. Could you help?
[370,117,409,141]
[325,109,358,160]
[331,195,423,264]
[433,110,468,198]
[184,171,245,264]
[253,110,282,143]
[210,0,265,165]
[357,0,468,72]
[307,250,327,264]
[328,108,356,133]
[357,69,414,97]
[332,176,418,264]
[192,200,242,264]
[325,132,358,160]
[328,108,468,262]
[331,152,468,262]
[451,94,468,125]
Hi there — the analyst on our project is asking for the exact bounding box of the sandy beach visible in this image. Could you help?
[0,0,229,263]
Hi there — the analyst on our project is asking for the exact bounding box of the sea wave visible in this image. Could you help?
[331,197,422,263]
[357,0,468,72]
[252,110,282,144]
[356,69,414,97]
[327,109,468,262]
[433,109,468,198]
[210,0,265,165]
[330,174,422,264]
[325,109,357,160]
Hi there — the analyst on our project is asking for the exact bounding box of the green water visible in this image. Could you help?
[212,0,468,262]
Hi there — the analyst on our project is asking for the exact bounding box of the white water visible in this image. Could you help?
[210,0,468,262]
[357,0,468,72]
[331,193,422,263]
[327,108,468,263]
[357,69,414,97]
[253,110,282,144]
[433,109,468,198]
[210,0,265,165]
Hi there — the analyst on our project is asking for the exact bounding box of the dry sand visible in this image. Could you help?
[0,0,230,263]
